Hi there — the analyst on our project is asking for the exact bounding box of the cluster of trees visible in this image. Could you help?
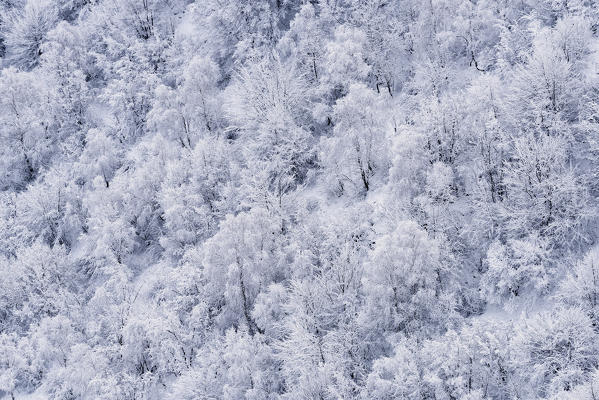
[1,0,599,398]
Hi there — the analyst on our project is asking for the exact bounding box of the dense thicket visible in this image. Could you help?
[1,0,599,399]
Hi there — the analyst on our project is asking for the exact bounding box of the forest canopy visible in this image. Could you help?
[1,0,599,399]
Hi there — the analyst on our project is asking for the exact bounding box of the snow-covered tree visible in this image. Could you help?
[361,220,456,337]
[0,67,52,189]
[2,0,58,70]
[321,83,390,196]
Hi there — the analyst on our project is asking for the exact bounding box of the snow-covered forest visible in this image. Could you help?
[2,0,599,398]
